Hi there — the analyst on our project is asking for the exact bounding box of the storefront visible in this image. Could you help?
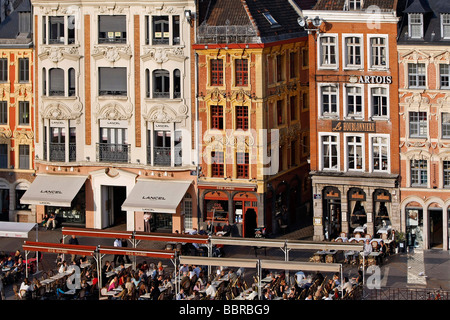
[20,174,88,227]
[322,186,341,240]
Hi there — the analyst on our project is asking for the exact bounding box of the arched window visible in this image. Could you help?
[153,69,170,98]
[68,68,75,96]
[173,69,181,98]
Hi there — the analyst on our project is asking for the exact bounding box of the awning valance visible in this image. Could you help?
[179,256,258,269]
[20,174,88,207]
[0,222,37,238]
[121,179,191,213]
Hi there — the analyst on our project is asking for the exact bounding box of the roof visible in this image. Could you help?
[398,0,450,45]
[313,0,397,11]
[0,0,32,45]
[196,0,312,44]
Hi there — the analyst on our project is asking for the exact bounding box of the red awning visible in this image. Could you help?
[62,227,133,239]
[98,246,175,259]
[134,231,209,244]
[23,241,97,256]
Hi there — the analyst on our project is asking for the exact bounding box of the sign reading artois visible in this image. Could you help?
[331,120,376,133]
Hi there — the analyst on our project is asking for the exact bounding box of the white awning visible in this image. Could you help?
[121,179,192,214]
[20,174,88,207]
[179,256,258,269]
[0,222,37,238]
[260,260,342,273]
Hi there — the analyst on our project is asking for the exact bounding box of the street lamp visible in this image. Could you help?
[297,15,323,35]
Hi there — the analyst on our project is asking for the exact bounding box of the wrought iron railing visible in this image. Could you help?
[196,23,258,44]
[49,143,65,162]
[97,143,130,163]
[153,147,171,166]
[362,287,450,300]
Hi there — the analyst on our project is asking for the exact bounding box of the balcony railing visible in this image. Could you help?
[97,143,130,163]
[147,146,182,167]
[48,143,76,162]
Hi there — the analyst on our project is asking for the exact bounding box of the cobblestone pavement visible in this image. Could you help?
[1,224,449,300]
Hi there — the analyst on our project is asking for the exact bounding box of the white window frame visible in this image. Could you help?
[408,63,427,89]
[369,133,390,173]
[439,63,450,89]
[344,133,365,172]
[367,34,389,70]
[342,34,364,70]
[408,111,428,139]
[408,13,423,39]
[443,160,450,188]
[318,34,339,70]
[344,84,364,119]
[347,0,363,10]
[318,83,340,118]
[368,84,389,120]
[409,159,428,188]
[441,112,450,139]
[319,132,340,171]
[441,13,450,40]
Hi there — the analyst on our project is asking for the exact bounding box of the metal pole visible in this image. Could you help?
[25,249,29,278]
[257,259,262,300]
[35,223,40,273]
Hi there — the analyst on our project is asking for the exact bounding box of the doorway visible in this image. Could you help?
[102,186,127,227]
[430,209,443,249]
[244,208,257,238]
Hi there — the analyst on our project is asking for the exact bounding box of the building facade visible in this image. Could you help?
[24,0,198,233]
[0,0,35,223]
[397,0,450,250]
[194,0,313,237]
[305,0,401,241]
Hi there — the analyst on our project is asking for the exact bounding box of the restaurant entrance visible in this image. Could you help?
[322,187,341,240]
[102,185,127,227]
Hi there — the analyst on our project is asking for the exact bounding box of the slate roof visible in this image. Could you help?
[313,0,397,11]
[197,0,315,44]
[397,0,450,45]
[0,0,32,45]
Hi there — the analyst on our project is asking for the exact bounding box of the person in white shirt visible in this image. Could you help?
[205,282,216,298]
[19,278,31,299]
[364,239,373,255]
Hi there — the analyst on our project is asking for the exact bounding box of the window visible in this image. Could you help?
[236,152,249,178]
[291,140,297,166]
[444,161,450,188]
[98,15,126,43]
[0,101,7,124]
[320,85,338,116]
[290,51,297,78]
[153,16,169,45]
[346,135,363,170]
[99,127,129,163]
[290,96,297,121]
[409,112,427,138]
[18,145,30,169]
[408,63,426,88]
[153,130,171,166]
[0,144,7,168]
[236,105,248,130]
[16,189,30,210]
[344,36,362,68]
[410,159,427,187]
[49,68,64,96]
[173,69,181,98]
[440,64,450,89]
[210,59,224,86]
[409,13,423,39]
[371,87,388,118]
[302,92,309,110]
[345,86,363,118]
[153,70,170,98]
[369,37,387,68]
[183,194,193,229]
[211,151,224,177]
[172,15,180,45]
[211,105,224,130]
[235,59,248,86]
[276,55,283,82]
[321,135,338,170]
[319,36,337,67]
[0,58,7,82]
[48,16,64,44]
[277,100,283,125]
[68,68,76,96]
[371,136,389,172]
[302,48,309,67]
[442,14,450,39]
[442,113,450,139]
[18,101,30,126]
[49,127,66,162]
[18,58,29,83]
[99,67,127,96]
[348,0,362,10]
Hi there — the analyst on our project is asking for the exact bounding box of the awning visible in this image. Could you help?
[20,174,88,207]
[0,222,37,238]
[179,256,258,269]
[260,260,342,273]
[121,179,191,213]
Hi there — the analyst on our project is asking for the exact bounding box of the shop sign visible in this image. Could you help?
[332,120,376,133]
[313,217,322,226]
[100,119,128,128]
[154,123,171,131]
[349,75,393,85]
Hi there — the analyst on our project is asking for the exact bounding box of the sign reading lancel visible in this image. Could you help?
[142,196,166,201]
[40,190,63,194]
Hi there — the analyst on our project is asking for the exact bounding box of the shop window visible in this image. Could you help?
[15,189,30,210]
[46,185,86,227]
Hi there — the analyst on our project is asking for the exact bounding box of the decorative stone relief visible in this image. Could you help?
[41,101,83,121]
[92,45,132,62]
[96,102,132,121]
[39,46,81,62]
[144,104,187,123]
[13,129,34,144]
[141,47,187,63]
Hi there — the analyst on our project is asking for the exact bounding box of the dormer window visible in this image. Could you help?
[409,13,423,39]
[347,0,362,11]
[442,13,450,39]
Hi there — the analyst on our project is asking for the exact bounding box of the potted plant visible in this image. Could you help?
[395,231,406,253]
